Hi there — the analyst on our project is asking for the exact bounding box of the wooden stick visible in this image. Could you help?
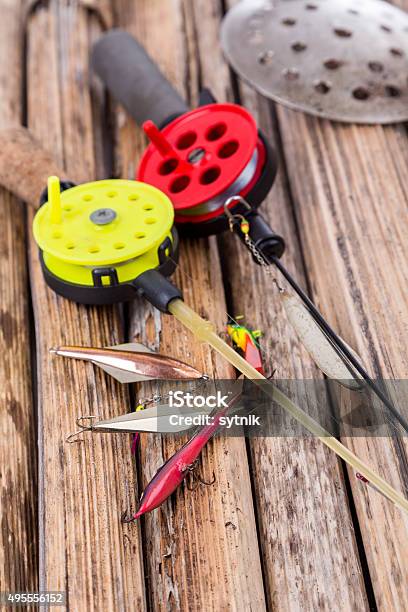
[0,127,67,208]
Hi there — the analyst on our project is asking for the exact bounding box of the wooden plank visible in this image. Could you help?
[0,0,38,600]
[113,1,267,610]
[25,2,146,609]
[275,106,408,612]
[187,0,370,609]
[269,5,408,610]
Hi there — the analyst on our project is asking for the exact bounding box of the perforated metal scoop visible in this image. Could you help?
[221,0,408,124]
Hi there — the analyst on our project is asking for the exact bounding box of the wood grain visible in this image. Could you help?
[270,1,408,608]
[26,2,145,609]
[113,1,266,610]
[190,0,369,609]
[0,0,38,600]
[1,0,405,609]
[276,104,408,612]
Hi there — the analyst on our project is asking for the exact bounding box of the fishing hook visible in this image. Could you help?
[224,195,252,217]
[224,196,252,233]
[65,415,99,443]
[186,460,216,491]
[267,369,277,380]
[121,464,217,521]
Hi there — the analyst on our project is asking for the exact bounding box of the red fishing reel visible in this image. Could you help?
[138,103,275,236]
[92,31,278,238]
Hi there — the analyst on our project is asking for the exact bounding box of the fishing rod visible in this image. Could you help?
[0,126,406,514]
[224,196,408,432]
[91,29,408,434]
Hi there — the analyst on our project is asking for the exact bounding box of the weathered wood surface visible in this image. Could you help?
[159,1,368,611]
[0,0,38,602]
[114,2,265,610]
[26,2,145,610]
[272,15,408,612]
[191,2,369,610]
[275,111,408,611]
[226,0,408,607]
[1,0,407,610]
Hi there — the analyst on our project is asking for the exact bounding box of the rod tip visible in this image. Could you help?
[49,347,58,354]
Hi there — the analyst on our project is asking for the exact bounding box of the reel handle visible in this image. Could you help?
[132,269,183,313]
[0,127,67,208]
[91,30,189,128]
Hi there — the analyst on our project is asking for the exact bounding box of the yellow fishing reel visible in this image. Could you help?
[33,177,181,309]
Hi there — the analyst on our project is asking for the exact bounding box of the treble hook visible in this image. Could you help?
[186,460,216,491]
[65,415,99,443]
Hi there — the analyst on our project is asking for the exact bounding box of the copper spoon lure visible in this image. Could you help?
[50,342,205,382]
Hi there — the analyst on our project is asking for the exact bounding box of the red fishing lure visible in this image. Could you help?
[125,389,243,520]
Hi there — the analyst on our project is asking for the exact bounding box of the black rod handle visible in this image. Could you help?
[239,211,285,261]
[91,29,189,128]
[132,269,183,313]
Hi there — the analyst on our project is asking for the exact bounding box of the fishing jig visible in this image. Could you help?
[51,342,204,383]
[91,30,408,436]
[227,318,264,375]
[128,325,262,520]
